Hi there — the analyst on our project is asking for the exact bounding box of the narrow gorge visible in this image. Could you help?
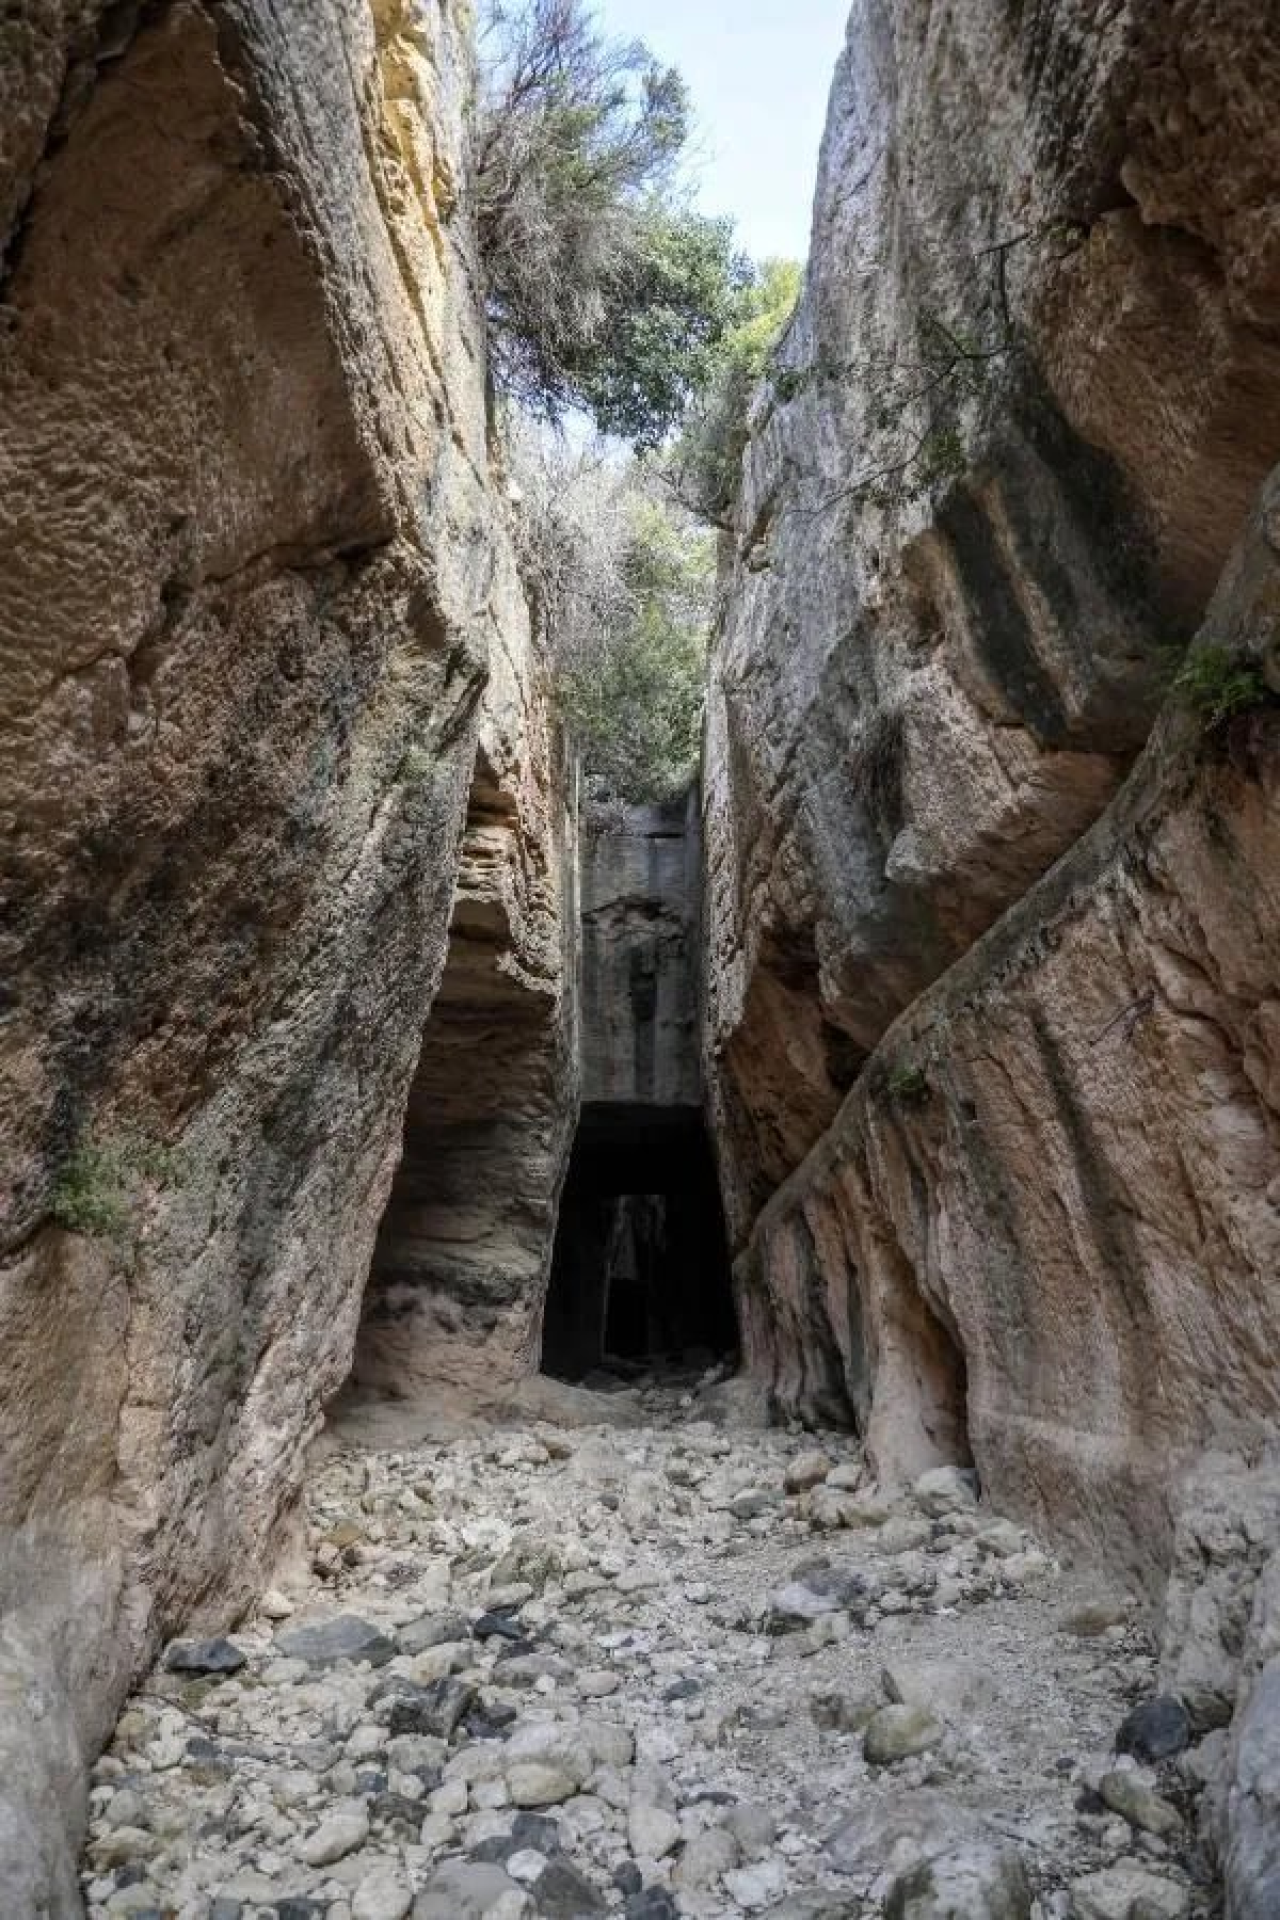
[1,4,1278,1919]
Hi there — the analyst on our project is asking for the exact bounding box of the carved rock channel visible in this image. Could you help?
[1,1,1279,1916]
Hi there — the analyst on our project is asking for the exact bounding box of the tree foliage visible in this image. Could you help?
[474,0,748,447]
[510,432,714,802]
[664,257,803,522]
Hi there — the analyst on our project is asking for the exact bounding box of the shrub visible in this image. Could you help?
[887,1063,930,1106]
[509,430,713,801]
[474,0,745,447]
[50,1144,131,1238]
[49,1133,186,1239]
[1174,644,1269,729]
[665,257,803,524]
[559,497,714,802]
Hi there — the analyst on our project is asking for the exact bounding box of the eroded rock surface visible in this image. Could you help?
[704,0,1280,1610]
[730,465,1280,1579]
[702,7,1280,1905]
[704,0,1280,1248]
[352,683,578,1404]
[0,0,570,1903]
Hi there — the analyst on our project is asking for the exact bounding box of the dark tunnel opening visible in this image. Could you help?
[541,1102,737,1382]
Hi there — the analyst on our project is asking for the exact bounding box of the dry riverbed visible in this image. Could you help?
[81,1378,1219,1918]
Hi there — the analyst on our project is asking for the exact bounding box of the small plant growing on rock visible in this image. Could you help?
[396,744,435,789]
[1174,644,1269,730]
[887,1062,930,1106]
[49,1133,187,1240]
[50,1144,131,1238]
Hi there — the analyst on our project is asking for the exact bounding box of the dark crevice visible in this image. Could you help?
[541,1104,737,1383]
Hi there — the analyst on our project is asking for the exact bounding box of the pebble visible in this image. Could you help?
[298,1806,370,1865]
[863,1701,944,1765]
[1116,1695,1192,1764]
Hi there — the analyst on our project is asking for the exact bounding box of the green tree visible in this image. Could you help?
[561,496,714,802]
[474,0,746,447]
[665,256,803,522]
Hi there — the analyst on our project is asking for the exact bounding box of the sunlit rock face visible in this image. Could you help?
[704,0,1280,1514]
[704,0,1280,1254]
[0,2,572,1902]
[704,12,1280,1894]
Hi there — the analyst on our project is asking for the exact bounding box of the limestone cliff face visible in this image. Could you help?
[705,0,1280,1252]
[0,2,573,1905]
[702,7,1280,1889]
[734,498,1280,1566]
[353,648,578,1405]
[704,0,1280,1521]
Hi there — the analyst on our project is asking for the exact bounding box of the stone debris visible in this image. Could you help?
[80,1381,1215,1918]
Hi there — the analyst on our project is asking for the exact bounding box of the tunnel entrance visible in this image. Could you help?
[542,1103,736,1382]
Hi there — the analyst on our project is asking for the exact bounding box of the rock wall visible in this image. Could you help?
[706,0,1280,1524]
[704,4,1280,1893]
[581,794,703,1111]
[0,1,567,1905]
[353,675,578,1404]
[704,0,1280,1252]
[736,494,1280,1572]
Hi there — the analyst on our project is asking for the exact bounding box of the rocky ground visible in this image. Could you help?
[81,1376,1222,1919]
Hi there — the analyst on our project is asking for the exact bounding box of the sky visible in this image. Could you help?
[595,1,850,263]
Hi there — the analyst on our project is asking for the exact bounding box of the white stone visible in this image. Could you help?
[429,1778,468,1817]
[506,1848,548,1883]
[1069,1865,1191,1919]
[507,1761,578,1808]
[299,1807,370,1866]
[351,1865,413,1920]
[723,1859,787,1910]
[913,1466,979,1518]
[628,1803,681,1860]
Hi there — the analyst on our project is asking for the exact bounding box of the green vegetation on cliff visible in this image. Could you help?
[476,0,802,796]
[475,0,748,448]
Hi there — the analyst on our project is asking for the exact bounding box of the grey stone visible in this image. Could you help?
[769,1562,869,1629]
[413,1861,526,1918]
[298,1806,370,1866]
[1098,1771,1182,1838]
[863,1704,944,1766]
[163,1639,246,1677]
[532,1856,607,1916]
[1068,1865,1191,1919]
[1115,1697,1191,1765]
[912,1468,979,1518]
[473,1814,565,1866]
[623,1893,680,1920]
[275,1615,397,1668]
[400,1610,471,1656]
[886,1843,1032,1919]
[387,1676,476,1740]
